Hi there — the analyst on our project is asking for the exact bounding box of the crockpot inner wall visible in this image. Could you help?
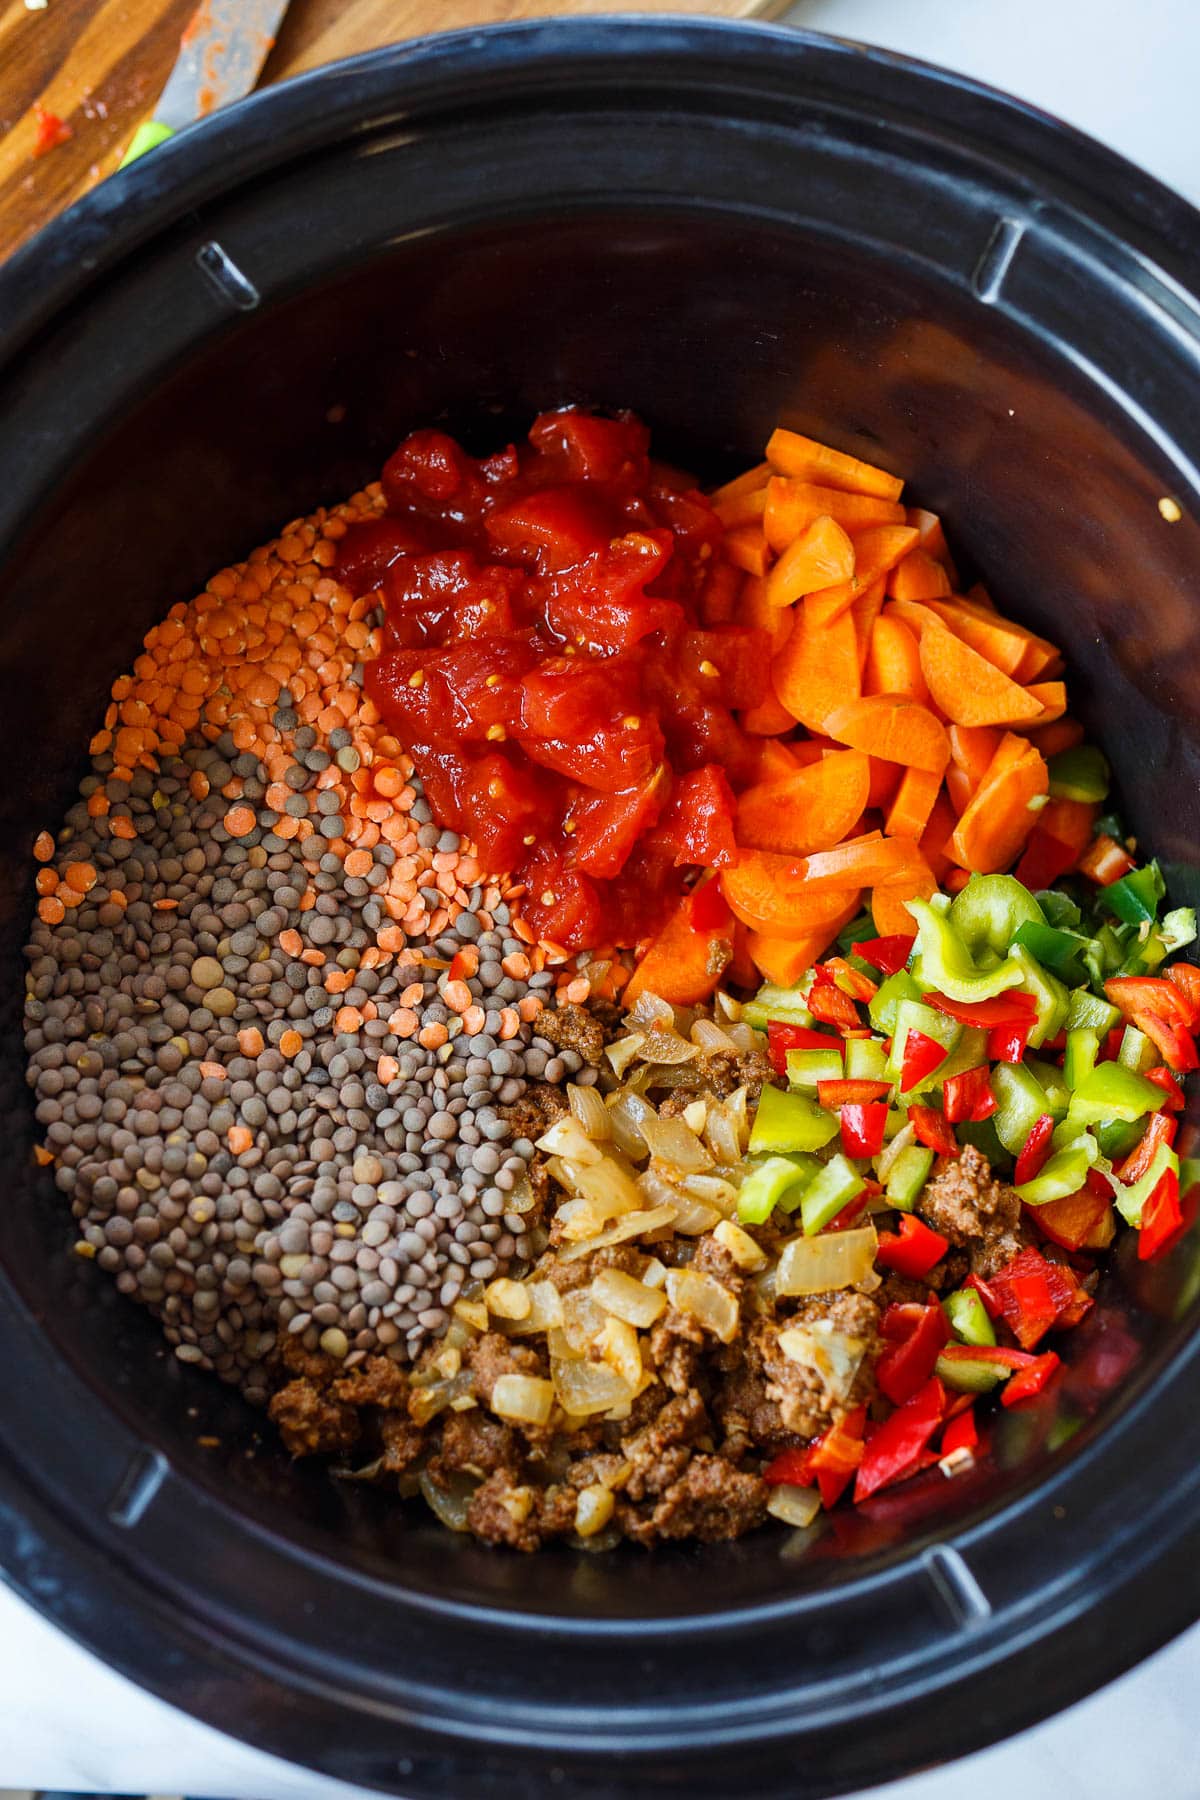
[2,200,1198,1615]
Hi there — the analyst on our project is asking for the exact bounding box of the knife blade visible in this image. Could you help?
[121,0,293,166]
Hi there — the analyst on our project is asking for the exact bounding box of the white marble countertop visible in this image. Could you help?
[3,0,1198,1793]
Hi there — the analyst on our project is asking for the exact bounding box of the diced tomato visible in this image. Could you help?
[680,628,773,711]
[527,408,650,483]
[334,514,446,591]
[908,1105,959,1156]
[570,770,668,879]
[875,1215,950,1281]
[654,764,739,868]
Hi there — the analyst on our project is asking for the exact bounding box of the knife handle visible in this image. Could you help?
[119,120,176,169]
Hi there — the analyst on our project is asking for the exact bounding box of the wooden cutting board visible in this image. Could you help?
[0,0,789,258]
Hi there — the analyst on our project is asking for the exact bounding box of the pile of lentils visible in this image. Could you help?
[22,483,601,1402]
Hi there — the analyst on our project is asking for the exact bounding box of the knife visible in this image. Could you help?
[120,0,293,167]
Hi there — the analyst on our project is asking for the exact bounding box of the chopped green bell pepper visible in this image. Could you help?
[943,1287,997,1346]
[1117,1025,1157,1074]
[1038,888,1083,930]
[741,982,814,1031]
[1161,907,1198,954]
[1011,920,1090,986]
[992,1062,1059,1154]
[885,1144,934,1210]
[749,1084,840,1155]
[956,1116,1009,1166]
[800,1154,866,1236]
[1026,1056,1070,1114]
[1047,745,1110,803]
[908,897,1024,1003]
[1113,1141,1179,1227]
[844,1037,889,1083]
[1009,942,1069,1048]
[1101,861,1165,925]
[935,1350,1006,1393]
[949,873,1046,960]
[1093,1116,1146,1161]
[868,968,922,1035]
[786,1045,845,1090]
[887,998,962,1090]
[1017,1142,1096,1204]
[1065,1060,1166,1127]
[737,1155,813,1224]
[1064,988,1122,1034]
[1064,1027,1099,1091]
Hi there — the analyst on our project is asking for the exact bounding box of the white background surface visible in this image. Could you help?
[4,1,1200,1794]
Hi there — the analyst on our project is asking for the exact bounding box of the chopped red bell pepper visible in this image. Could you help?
[881,1301,932,1342]
[1104,975,1192,1026]
[1138,1165,1185,1262]
[820,956,878,1002]
[938,1343,1037,1370]
[816,1078,891,1108]
[1000,1350,1061,1406]
[1097,1025,1126,1063]
[1030,1184,1112,1252]
[923,990,1038,1029]
[940,1406,978,1456]
[854,1378,945,1502]
[1135,1010,1200,1074]
[964,1270,1002,1319]
[855,934,915,976]
[942,1064,997,1124]
[809,1404,867,1508]
[1013,1113,1056,1186]
[989,1247,1090,1347]
[1016,826,1080,892]
[808,979,863,1031]
[875,1299,949,1405]
[1079,834,1136,885]
[761,1445,812,1487]
[901,1028,949,1093]
[839,1100,889,1159]
[1143,1065,1187,1112]
[988,1019,1033,1064]
[828,1193,871,1232]
[908,1104,959,1156]
[875,1214,950,1281]
[1165,961,1200,1027]
[1117,1109,1177,1183]
[766,1020,836,1076]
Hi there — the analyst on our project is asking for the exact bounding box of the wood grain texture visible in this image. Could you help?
[0,0,789,258]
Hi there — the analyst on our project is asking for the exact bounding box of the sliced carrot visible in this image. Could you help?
[1024,680,1067,724]
[884,767,942,840]
[771,592,860,733]
[867,756,901,810]
[794,832,921,892]
[747,902,861,986]
[906,507,958,582]
[711,460,771,506]
[1013,638,1065,683]
[1039,797,1098,859]
[729,921,759,990]
[736,749,871,854]
[922,599,1038,678]
[763,477,905,550]
[1028,723,1085,768]
[766,428,904,502]
[967,581,997,612]
[623,889,734,1006]
[789,737,830,767]
[946,765,973,816]
[823,693,950,775]
[720,851,863,938]
[723,524,771,577]
[755,738,802,782]
[919,789,959,882]
[920,626,1046,727]
[948,722,1002,790]
[871,853,938,936]
[713,483,768,528]
[864,614,928,702]
[888,549,951,602]
[765,515,855,608]
[805,525,920,619]
[948,736,1048,873]
[740,574,792,651]
[850,578,887,676]
[741,689,798,735]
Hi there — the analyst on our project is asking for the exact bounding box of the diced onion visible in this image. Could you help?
[484,1277,531,1320]
[766,1483,822,1528]
[690,1017,737,1054]
[705,1093,748,1165]
[552,1356,635,1417]
[420,1469,478,1531]
[627,991,676,1029]
[536,1115,604,1164]
[409,1371,475,1425]
[726,1022,764,1053]
[776,1225,878,1297]
[667,1197,723,1236]
[606,1034,646,1078]
[568,1082,611,1141]
[591,1267,667,1328]
[639,1026,699,1065]
[638,1110,714,1172]
[597,1315,643,1387]
[713,1219,768,1272]
[575,1484,616,1537]
[665,1268,740,1342]
[490,1373,555,1425]
[505,1280,565,1336]
[504,1174,538,1215]
[561,1287,607,1351]
[560,1203,677,1260]
[776,1321,868,1402]
[876,1122,916,1182]
[607,1089,656,1159]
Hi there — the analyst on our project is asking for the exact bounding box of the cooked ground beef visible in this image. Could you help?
[502,1081,570,1141]
[696,1046,774,1099]
[630,1453,768,1544]
[536,1002,606,1065]
[269,1379,360,1458]
[919,1143,1030,1276]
